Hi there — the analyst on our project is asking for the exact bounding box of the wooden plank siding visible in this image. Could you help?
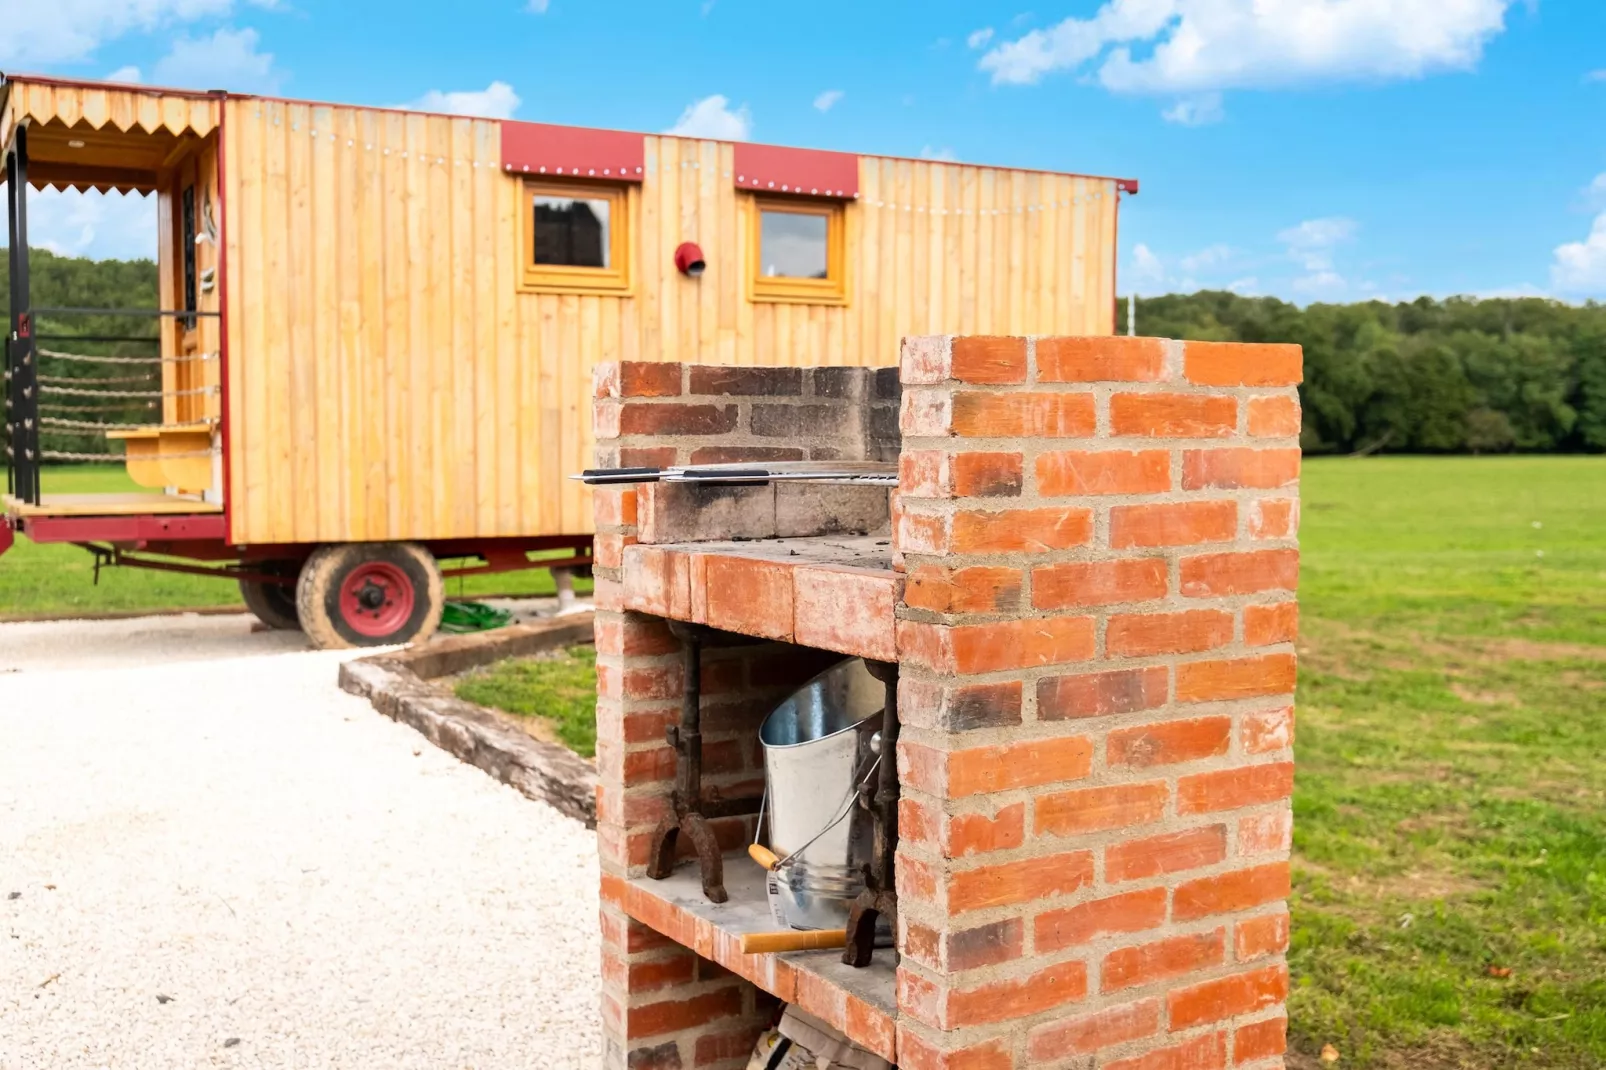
[220,99,1120,546]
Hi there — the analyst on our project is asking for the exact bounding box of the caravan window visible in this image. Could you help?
[521,180,631,295]
[749,197,845,305]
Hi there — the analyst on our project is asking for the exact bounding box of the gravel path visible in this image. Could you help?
[0,613,311,673]
[0,632,601,1068]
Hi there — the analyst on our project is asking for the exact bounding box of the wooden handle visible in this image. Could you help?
[739,929,848,955]
[747,844,781,871]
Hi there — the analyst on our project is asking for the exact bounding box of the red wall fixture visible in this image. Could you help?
[674,242,706,277]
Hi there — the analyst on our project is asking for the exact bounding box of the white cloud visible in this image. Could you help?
[1126,241,1268,296]
[0,0,278,66]
[1161,91,1224,126]
[1178,243,1234,273]
[919,145,957,162]
[1292,269,1347,297]
[106,65,143,83]
[967,27,995,49]
[979,0,1516,117]
[152,27,280,93]
[813,89,844,112]
[1278,216,1357,274]
[1281,217,1355,295]
[1587,173,1606,209]
[1551,211,1606,295]
[1128,242,1169,294]
[405,81,521,119]
[25,187,157,262]
[526,0,549,10]
[1585,69,1606,83]
[665,94,752,140]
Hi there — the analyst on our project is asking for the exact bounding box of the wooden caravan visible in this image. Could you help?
[1,73,1135,646]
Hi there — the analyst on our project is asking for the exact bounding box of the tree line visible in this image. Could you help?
[1129,291,1606,454]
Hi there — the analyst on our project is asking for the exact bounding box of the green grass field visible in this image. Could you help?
[0,465,576,617]
[1291,456,1606,1068]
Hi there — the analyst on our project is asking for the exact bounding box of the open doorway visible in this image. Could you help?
[12,185,160,500]
[4,106,223,513]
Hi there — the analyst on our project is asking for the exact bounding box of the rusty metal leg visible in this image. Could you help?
[644,623,751,902]
[645,815,681,881]
[680,812,728,904]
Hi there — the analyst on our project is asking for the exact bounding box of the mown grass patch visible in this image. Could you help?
[454,645,599,758]
[1291,456,1606,1068]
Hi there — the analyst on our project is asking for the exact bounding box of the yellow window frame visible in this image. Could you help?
[747,196,847,306]
[519,178,632,296]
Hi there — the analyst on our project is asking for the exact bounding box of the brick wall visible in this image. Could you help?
[593,362,862,1068]
[892,335,1300,1070]
[593,361,900,470]
[594,361,899,551]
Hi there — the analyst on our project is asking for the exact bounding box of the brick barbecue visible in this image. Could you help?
[591,335,1302,1070]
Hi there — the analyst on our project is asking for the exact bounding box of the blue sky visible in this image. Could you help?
[7,0,1605,303]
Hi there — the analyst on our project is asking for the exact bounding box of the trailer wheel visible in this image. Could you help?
[239,568,302,631]
[296,542,444,650]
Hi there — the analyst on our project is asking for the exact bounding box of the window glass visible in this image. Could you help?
[759,210,828,279]
[533,195,611,269]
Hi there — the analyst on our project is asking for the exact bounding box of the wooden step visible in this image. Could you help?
[105,422,216,493]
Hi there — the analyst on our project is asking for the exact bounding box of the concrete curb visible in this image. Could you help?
[338,614,599,828]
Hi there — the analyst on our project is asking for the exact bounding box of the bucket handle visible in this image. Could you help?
[750,754,881,874]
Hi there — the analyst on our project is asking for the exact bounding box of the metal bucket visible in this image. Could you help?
[758,658,883,931]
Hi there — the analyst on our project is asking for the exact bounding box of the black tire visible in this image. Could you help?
[239,570,302,631]
[295,542,444,650]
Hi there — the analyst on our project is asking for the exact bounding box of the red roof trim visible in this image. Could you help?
[500,121,645,182]
[733,143,859,199]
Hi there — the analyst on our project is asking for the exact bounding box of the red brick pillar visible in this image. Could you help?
[892,336,1301,1070]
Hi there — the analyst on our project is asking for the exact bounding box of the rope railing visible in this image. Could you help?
[38,348,217,366]
[8,307,219,495]
[40,402,162,415]
[40,416,214,431]
[42,383,218,399]
[36,448,219,462]
[30,347,219,446]
[38,373,159,386]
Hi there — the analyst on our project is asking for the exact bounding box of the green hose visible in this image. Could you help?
[439,600,514,634]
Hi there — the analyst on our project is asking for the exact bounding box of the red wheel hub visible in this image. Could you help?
[338,561,415,638]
